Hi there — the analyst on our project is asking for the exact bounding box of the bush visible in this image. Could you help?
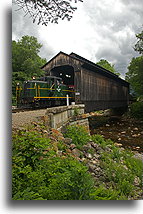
[12,130,51,199]
[64,125,90,149]
[12,96,17,106]
[92,134,107,148]
[129,101,143,119]
[39,156,95,200]
[91,185,127,200]
[12,130,51,168]
[12,129,95,200]
[12,127,143,200]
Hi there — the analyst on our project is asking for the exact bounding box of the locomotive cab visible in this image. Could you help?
[16,75,75,108]
[50,65,74,89]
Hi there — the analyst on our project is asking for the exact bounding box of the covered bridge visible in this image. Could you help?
[41,52,129,112]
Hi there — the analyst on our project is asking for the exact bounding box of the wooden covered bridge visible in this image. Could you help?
[41,52,129,112]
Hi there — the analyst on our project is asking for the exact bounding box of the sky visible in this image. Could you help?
[12,0,143,79]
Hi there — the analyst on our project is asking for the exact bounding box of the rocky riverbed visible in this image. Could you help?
[89,115,143,153]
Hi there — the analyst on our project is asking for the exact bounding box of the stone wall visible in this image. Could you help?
[45,104,89,132]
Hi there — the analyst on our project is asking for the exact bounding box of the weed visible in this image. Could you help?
[91,184,127,200]
[91,134,107,148]
[86,148,95,155]
[73,107,79,116]
[64,125,90,149]
[12,128,95,200]
[129,101,143,119]
[91,134,142,198]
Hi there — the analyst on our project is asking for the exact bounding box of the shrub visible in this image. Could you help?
[124,156,143,183]
[64,125,90,149]
[129,101,143,119]
[12,189,46,200]
[92,134,106,145]
[12,130,51,198]
[12,129,95,200]
[91,185,127,200]
[12,96,17,106]
[73,107,79,116]
[12,126,143,200]
[39,156,95,200]
[91,134,143,198]
[91,134,114,149]
[12,130,51,168]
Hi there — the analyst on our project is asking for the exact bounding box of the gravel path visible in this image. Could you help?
[12,109,47,129]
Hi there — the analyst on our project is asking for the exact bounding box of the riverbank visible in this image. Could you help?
[89,114,143,153]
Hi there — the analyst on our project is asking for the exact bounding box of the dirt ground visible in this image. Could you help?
[89,115,143,153]
[12,109,47,129]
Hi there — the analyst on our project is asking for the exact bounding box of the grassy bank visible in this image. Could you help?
[12,123,143,200]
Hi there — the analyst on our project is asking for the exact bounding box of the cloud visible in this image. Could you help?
[12,0,143,78]
[81,0,142,76]
[12,2,55,60]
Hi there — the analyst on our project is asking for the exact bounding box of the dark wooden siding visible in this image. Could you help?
[74,70,82,103]
[42,52,82,74]
[80,68,129,111]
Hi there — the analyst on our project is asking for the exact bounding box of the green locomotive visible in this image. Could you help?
[16,76,75,108]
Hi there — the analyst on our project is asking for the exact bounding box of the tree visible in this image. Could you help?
[134,30,143,55]
[125,29,143,97]
[125,56,143,97]
[96,59,120,76]
[13,0,83,26]
[12,35,47,101]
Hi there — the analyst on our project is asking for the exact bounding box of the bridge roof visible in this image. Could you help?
[41,51,129,87]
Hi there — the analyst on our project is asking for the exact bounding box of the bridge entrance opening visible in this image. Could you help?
[50,65,74,87]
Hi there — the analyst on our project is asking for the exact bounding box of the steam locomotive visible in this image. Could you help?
[16,76,75,108]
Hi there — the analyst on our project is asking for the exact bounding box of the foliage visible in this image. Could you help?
[12,125,143,200]
[14,0,83,26]
[73,107,79,116]
[64,125,90,149]
[129,101,143,120]
[91,185,127,200]
[12,130,51,166]
[12,128,95,200]
[91,134,143,198]
[126,29,143,97]
[96,59,120,76]
[134,30,143,54]
[125,56,143,97]
[38,156,95,200]
[91,134,112,149]
[12,35,47,102]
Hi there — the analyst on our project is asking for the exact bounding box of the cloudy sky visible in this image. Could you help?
[12,0,143,78]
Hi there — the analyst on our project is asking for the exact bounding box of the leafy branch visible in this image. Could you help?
[14,0,83,26]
